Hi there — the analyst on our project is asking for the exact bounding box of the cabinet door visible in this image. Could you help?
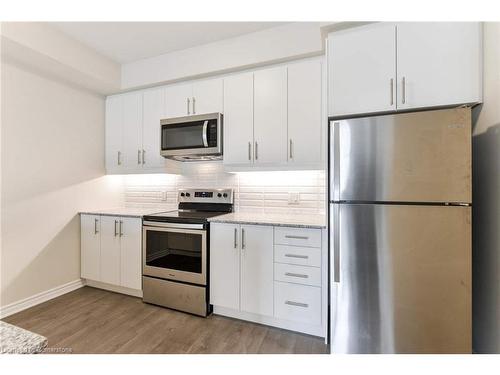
[120,217,142,290]
[223,73,254,166]
[288,60,322,165]
[105,96,123,173]
[240,225,274,316]
[81,214,101,281]
[192,78,223,115]
[328,23,397,117]
[254,66,288,165]
[99,216,121,286]
[397,22,482,110]
[142,88,166,169]
[165,83,193,118]
[210,223,240,310]
[122,92,143,170]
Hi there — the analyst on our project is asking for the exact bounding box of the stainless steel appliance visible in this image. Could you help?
[142,188,233,316]
[160,112,223,161]
[329,107,472,353]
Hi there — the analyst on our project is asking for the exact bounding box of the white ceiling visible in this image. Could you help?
[50,22,288,64]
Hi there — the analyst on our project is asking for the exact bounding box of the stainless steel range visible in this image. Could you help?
[142,189,233,316]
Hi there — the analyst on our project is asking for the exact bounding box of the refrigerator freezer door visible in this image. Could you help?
[329,107,471,203]
[330,203,471,353]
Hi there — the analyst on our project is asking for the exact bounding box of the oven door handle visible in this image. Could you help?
[202,120,209,147]
[143,221,205,230]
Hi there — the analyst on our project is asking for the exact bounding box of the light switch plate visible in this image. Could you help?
[288,192,300,205]
[161,191,168,201]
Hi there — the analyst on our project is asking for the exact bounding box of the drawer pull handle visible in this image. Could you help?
[285,254,308,259]
[285,235,309,240]
[285,300,309,308]
[285,272,309,279]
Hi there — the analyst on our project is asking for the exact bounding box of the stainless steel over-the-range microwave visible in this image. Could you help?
[160,112,223,162]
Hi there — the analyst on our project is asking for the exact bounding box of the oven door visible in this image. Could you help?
[160,113,222,157]
[142,223,207,285]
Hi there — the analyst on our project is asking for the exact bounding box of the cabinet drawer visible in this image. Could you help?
[274,263,321,287]
[274,244,321,267]
[274,227,321,248]
[274,281,321,325]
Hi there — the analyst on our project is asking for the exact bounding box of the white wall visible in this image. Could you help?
[0,61,122,307]
[472,22,500,354]
[121,22,326,90]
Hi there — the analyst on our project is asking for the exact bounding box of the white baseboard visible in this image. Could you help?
[84,279,143,298]
[213,305,325,338]
[0,279,85,319]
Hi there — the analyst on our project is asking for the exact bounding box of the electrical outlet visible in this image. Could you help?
[161,191,168,201]
[288,192,300,205]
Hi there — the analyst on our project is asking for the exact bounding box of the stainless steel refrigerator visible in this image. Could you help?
[329,107,472,354]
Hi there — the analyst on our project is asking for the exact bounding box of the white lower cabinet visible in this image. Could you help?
[240,225,274,316]
[80,214,142,292]
[210,222,326,337]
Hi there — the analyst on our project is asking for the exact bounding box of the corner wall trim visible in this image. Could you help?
[0,279,85,319]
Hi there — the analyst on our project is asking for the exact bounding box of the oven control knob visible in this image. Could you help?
[186,192,190,197]
[180,192,185,197]
[223,193,228,198]
[217,193,222,198]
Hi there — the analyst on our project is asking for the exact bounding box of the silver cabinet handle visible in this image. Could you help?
[137,149,141,164]
[285,272,309,279]
[254,141,258,160]
[284,254,308,259]
[248,142,252,161]
[285,300,309,308]
[142,150,145,165]
[94,218,99,234]
[234,228,238,249]
[390,78,394,106]
[289,139,293,159]
[284,235,309,240]
[117,151,121,166]
[187,98,190,115]
[114,220,118,237]
[241,228,246,250]
[402,76,406,104]
[119,220,123,237]
[192,97,196,114]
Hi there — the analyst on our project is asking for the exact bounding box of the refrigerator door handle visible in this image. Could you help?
[330,121,340,202]
[332,204,340,283]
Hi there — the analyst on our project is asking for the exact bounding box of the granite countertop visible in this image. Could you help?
[79,207,172,218]
[0,321,48,354]
[208,212,326,229]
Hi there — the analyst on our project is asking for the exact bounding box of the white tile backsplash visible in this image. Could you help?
[123,162,326,214]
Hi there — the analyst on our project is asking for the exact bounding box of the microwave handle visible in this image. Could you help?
[202,120,209,147]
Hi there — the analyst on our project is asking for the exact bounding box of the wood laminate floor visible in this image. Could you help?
[2,287,329,354]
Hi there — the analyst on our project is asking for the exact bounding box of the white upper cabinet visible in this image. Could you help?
[164,78,223,118]
[328,22,482,117]
[253,66,288,165]
[328,23,397,117]
[105,96,124,173]
[142,88,166,169]
[122,92,143,170]
[396,22,482,109]
[223,72,254,166]
[288,60,323,165]
[164,82,193,118]
[192,78,223,115]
